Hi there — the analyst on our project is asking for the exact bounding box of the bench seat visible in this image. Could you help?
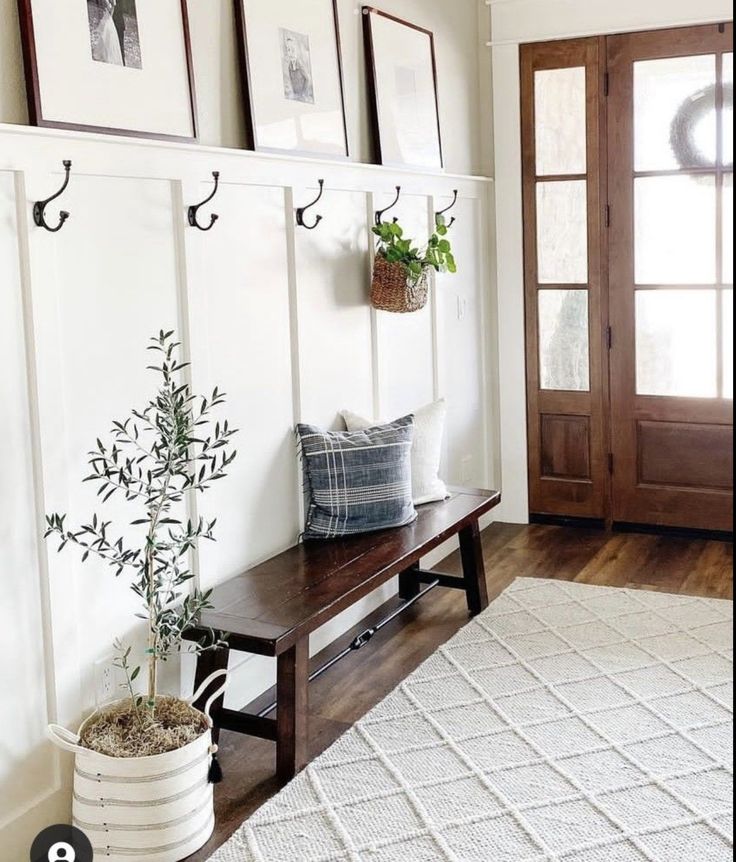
[186,486,501,781]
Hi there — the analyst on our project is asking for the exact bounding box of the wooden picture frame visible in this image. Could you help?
[17,0,198,142]
[362,7,443,170]
[234,0,349,160]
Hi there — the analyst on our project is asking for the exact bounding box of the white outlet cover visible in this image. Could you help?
[456,295,467,320]
[94,655,117,706]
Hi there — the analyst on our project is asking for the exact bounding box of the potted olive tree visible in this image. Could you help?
[371,214,457,313]
[45,331,236,862]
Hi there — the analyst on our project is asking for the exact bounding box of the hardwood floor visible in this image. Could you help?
[187,522,733,861]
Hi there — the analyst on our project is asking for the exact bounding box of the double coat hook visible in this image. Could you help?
[375,186,401,225]
[34,160,72,232]
[435,189,459,228]
[188,171,220,231]
[296,180,325,230]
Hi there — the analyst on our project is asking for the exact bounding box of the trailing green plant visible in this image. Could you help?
[372,213,457,280]
[45,331,236,724]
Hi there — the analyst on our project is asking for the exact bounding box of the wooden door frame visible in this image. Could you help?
[520,38,611,521]
[607,23,734,531]
[521,23,733,531]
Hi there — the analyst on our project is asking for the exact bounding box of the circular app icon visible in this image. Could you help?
[30,825,93,862]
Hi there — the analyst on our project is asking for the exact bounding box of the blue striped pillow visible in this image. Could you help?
[297,415,417,540]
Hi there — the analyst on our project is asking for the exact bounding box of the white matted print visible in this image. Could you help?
[237,0,348,158]
[19,0,196,140]
[363,8,443,170]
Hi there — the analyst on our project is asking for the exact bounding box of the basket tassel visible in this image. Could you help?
[208,746,223,784]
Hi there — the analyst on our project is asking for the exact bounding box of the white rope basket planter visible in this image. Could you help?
[48,669,228,862]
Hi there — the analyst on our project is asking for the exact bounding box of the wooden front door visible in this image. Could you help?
[607,25,733,531]
[520,39,610,521]
[521,24,733,532]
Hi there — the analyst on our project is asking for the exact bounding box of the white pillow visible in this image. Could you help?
[341,400,448,505]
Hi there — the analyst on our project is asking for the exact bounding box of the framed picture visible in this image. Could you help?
[235,0,349,159]
[362,7,443,170]
[18,0,197,141]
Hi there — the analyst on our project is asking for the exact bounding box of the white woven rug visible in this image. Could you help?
[210,578,734,862]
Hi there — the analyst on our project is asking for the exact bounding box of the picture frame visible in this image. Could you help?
[235,0,349,159]
[17,0,198,142]
[362,7,444,170]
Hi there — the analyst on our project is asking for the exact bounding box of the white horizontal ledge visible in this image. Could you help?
[0,123,494,188]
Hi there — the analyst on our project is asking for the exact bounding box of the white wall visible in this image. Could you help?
[490,0,733,523]
[0,0,492,175]
[0,123,495,856]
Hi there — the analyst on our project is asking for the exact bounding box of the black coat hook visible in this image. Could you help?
[188,172,220,231]
[296,180,325,230]
[34,160,72,232]
[375,186,401,225]
[435,189,458,228]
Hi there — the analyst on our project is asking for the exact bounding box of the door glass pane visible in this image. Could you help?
[636,289,717,397]
[634,55,716,171]
[536,181,588,284]
[724,174,733,283]
[538,289,589,391]
[635,175,716,284]
[535,67,587,175]
[723,54,733,166]
[723,290,733,399]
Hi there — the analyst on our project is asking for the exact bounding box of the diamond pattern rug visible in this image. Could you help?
[209,578,734,862]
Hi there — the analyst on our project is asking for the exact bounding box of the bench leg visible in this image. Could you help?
[192,644,230,746]
[276,637,309,783]
[459,519,489,616]
[398,563,421,601]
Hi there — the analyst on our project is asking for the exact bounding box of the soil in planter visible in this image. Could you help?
[80,696,209,757]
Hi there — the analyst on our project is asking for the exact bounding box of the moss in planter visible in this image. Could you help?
[80,696,208,758]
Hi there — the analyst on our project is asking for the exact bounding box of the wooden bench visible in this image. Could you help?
[187,487,501,782]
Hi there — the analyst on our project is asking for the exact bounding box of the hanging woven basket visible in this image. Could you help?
[371,253,430,313]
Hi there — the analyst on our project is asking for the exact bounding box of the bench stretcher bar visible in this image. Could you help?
[253,576,441,719]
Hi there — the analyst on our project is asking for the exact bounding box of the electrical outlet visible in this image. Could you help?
[94,655,117,706]
[460,455,473,484]
[456,295,467,321]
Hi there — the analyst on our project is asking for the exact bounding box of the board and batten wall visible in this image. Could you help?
[490,0,734,522]
[0,123,496,855]
[0,0,493,175]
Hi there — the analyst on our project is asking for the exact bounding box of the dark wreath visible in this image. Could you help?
[670,82,734,168]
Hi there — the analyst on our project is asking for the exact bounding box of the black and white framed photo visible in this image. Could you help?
[235,0,349,159]
[18,0,197,141]
[362,7,443,170]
